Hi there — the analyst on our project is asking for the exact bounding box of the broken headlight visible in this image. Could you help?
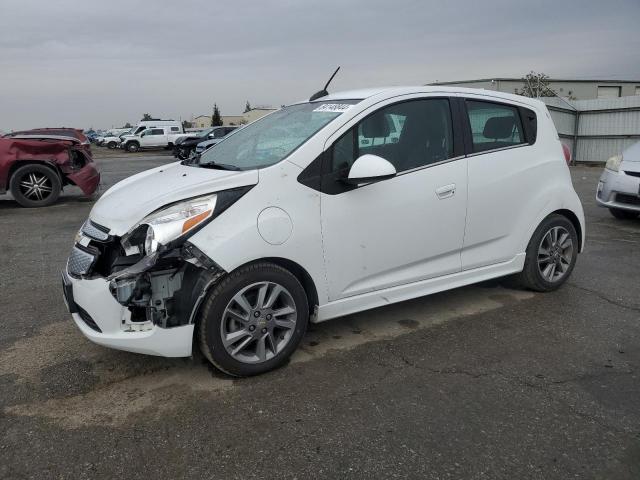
[124,194,217,256]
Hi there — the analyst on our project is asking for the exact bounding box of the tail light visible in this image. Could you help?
[562,144,571,165]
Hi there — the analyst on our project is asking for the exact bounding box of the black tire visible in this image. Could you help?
[609,208,639,220]
[198,262,309,377]
[126,141,140,152]
[107,141,117,149]
[515,214,578,292]
[9,164,61,208]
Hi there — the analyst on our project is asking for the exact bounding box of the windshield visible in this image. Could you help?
[198,101,360,170]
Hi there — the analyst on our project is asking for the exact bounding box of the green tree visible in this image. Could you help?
[182,120,192,130]
[141,113,153,121]
[123,122,132,128]
[244,101,252,113]
[515,72,556,98]
[211,104,223,127]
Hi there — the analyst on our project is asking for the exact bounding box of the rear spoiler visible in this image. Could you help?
[8,134,83,144]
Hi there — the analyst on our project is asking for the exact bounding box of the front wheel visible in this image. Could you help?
[609,208,639,220]
[107,141,117,149]
[126,142,140,152]
[198,263,309,377]
[516,214,578,292]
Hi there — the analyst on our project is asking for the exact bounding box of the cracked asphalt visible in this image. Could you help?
[1,152,639,479]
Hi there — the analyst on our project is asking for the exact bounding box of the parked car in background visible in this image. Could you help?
[173,126,238,159]
[95,128,130,146]
[1,130,100,207]
[100,129,134,149]
[120,126,191,152]
[195,127,241,155]
[596,141,640,219]
[7,128,91,152]
[63,86,584,376]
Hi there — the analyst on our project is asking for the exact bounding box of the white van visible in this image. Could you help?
[130,120,182,136]
[63,86,585,376]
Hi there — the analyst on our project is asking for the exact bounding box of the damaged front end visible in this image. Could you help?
[107,242,225,332]
[67,187,251,335]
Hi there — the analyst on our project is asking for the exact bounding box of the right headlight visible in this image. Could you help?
[120,186,253,257]
[142,194,217,255]
[605,154,623,172]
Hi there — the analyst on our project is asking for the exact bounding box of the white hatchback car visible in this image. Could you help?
[63,86,585,376]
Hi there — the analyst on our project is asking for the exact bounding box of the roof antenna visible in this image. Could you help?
[309,66,341,101]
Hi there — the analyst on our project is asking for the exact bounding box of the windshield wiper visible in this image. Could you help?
[198,162,242,171]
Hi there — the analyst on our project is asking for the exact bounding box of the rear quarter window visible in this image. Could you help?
[465,100,526,153]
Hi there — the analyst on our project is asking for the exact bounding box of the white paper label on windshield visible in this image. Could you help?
[313,103,353,113]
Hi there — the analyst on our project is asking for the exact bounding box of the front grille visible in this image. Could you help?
[624,170,640,178]
[616,193,640,206]
[76,305,102,332]
[82,220,110,241]
[67,245,99,276]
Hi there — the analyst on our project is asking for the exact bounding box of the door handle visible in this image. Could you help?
[435,184,456,199]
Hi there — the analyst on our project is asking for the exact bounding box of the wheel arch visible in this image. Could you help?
[188,256,320,331]
[238,257,319,316]
[552,208,583,252]
[8,160,63,187]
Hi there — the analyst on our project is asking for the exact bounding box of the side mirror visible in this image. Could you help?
[342,154,396,186]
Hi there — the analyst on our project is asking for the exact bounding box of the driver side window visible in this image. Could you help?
[331,98,454,174]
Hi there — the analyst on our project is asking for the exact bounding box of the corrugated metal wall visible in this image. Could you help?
[544,96,640,163]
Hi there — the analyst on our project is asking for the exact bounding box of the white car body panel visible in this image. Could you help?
[64,85,585,358]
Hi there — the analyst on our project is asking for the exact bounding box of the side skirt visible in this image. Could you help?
[315,254,526,323]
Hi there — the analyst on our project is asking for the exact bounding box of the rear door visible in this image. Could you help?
[460,97,538,270]
[320,97,468,300]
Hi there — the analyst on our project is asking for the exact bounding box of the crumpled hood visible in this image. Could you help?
[90,161,258,235]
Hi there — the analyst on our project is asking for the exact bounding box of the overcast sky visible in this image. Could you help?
[0,0,639,130]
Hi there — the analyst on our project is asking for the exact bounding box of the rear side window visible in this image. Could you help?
[466,100,525,153]
[170,126,180,132]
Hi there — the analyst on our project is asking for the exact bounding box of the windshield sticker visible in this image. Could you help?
[313,103,353,113]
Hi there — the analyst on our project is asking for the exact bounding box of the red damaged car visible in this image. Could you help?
[0,128,100,207]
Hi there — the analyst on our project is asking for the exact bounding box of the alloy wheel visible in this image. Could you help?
[537,226,574,282]
[18,172,53,201]
[220,281,297,364]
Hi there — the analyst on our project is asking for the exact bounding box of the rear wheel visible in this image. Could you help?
[198,263,309,377]
[609,208,639,220]
[9,164,61,207]
[516,214,578,292]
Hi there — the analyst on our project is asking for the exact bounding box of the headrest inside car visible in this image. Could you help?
[361,115,390,138]
[483,116,516,139]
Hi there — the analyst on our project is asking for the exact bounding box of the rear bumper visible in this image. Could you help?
[62,269,194,357]
[596,168,640,212]
[66,163,101,196]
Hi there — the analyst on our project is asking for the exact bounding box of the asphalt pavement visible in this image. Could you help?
[0,152,639,479]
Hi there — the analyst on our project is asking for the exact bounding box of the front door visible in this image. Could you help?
[140,128,166,147]
[320,98,468,301]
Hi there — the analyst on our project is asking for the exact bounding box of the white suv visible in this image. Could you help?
[63,86,585,376]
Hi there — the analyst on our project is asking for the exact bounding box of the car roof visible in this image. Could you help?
[308,86,545,109]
